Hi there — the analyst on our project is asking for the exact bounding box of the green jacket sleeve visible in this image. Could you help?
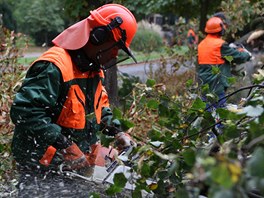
[10,61,62,146]
[221,43,251,64]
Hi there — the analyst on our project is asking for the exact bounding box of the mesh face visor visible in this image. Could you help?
[97,41,132,70]
[115,29,137,64]
[97,27,137,70]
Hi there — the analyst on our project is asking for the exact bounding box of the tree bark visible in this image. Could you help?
[104,60,119,107]
[199,0,210,36]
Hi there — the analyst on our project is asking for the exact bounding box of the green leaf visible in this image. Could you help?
[88,192,100,198]
[113,172,127,188]
[120,119,135,131]
[167,161,178,177]
[132,188,142,198]
[227,77,236,85]
[186,79,193,87]
[141,163,151,177]
[186,128,199,141]
[249,121,264,139]
[171,138,183,149]
[158,103,170,117]
[212,66,220,74]
[99,134,114,147]
[105,184,122,195]
[157,117,170,127]
[211,164,234,188]
[224,56,234,63]
[147,128,162,141]
[224,124,240,139]
[174,188,189,198]
[189,98,206,113]
[158,170,168,180]
[182,149,196,167]
[106,173,127,196]
[113,107,122,119]
[252,69,264,83]
[246,147,264,178]
[203,111,216,124]
[217,108,240,120]
[147,99,159,109]
[202,84,210,94]
[0,144,4,153]
[146,79,156,87]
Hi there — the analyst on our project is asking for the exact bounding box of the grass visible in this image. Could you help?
[17,57,36,65]
[17,46,47,65]
[117,51,166,65]
[118,45,190,65]
[17,45,190,66]
[17,49,166,66]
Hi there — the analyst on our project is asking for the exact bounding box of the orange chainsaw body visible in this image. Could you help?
[86,144,118,167]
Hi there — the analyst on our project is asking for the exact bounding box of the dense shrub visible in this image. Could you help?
[130,20,164,53]
[0,26,26,193]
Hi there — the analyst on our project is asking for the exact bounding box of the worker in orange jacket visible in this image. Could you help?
[197,15,252,139]
[11,4,137,176]
[198,16,251,108]
[187,27,198,47]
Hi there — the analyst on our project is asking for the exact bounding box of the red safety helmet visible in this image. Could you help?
[52,4,137,62]
[205,17,225,34]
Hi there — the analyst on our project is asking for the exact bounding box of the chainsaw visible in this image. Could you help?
[60,143,155,196]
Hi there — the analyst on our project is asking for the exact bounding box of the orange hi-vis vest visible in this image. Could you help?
[187,29,196,38]
[198,34,225,65]
[34,46,110,166]
[32,46,109,128]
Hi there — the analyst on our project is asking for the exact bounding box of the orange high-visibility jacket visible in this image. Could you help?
[32,46,110,166]
[198,34,225,65]
[33,46,109,128]
[197,34,251,95]
[11,46,112,168]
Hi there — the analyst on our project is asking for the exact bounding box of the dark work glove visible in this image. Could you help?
[60,143,90,170]
[53,134,89,170]
[100,107,122,136]
[52,134,72,149]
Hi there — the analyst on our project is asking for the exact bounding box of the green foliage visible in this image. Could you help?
[130,22,164,53]
[0,1,263,196]
[118,72,141,111]
[106,173,127,195]
[120,0,217,19]
[220,0,264,40]
[0,25,26,186]
[246,147,264,178]
[115,64,264,197]
[212,66,220,75]
[0,1,16,30]
[13,0,64,45]
[62,0,107,21]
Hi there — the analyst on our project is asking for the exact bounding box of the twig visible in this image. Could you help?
[182,120,222,140]
[245,134,264,150]
[237,117,258,128]
[184,84,264,131]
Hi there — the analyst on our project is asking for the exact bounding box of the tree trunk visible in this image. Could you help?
[199,0,210,36]
[104,60,119,107]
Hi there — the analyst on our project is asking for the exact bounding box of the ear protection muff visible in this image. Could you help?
[90,16,123,45]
